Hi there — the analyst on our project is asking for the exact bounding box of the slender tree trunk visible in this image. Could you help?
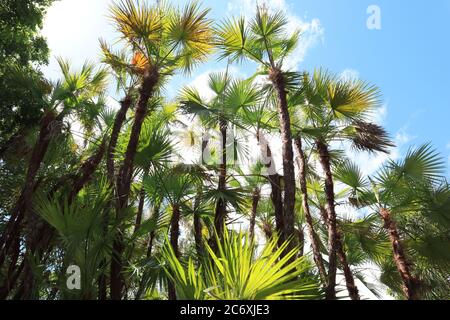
[212,119,227,249]
[193,194,204,259]
[380,208,419,300]
[296,227,305,257]
[336,235,360,300]
[293,137,328,284]
[134,181,147,233]
[145,203,160,259]
[107,95,132,183]
[249,188,260,243]
[20,141,107,299]
[268,68,296,250]
[262,223,274,241]
[0,110,57,266]
[0,111,62,299]
[168,204,180,301]
[102,95,131,299]
[316,140,359,300]
[316,140,339,300]
[69,140,106,201]
[256,130,284,247]
[111,68,159,300]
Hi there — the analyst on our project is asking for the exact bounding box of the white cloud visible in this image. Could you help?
[42,0,116,80]
[227,0,324,70]
[371,104,388,125]
[395,128,415,146]
[340,69,360,82]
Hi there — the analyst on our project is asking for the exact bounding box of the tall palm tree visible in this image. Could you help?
[0,59,108,292]
[107,0,214,299]
[180,74,260,246]
[143,165,195,300]
[337,144,449,299]
[295,69,393,299]
[216,6,302,249]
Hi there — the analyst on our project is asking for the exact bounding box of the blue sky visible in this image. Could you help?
[42,0,450,175]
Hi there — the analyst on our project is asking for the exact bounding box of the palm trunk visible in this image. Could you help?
[336,235,360,300]
[380,208,419,300]
[111,68,159,300]
[269,68,296,249]
[294,137,328,284]
[296,227,305,257]
[249,188,260,243]
[103,95,131,299]
[168,204,181,301]
[0,110,57,266]
[212,119,227,249]
[134,181,147,233]
[316,140,359,300]
[20,141,107,299]
[107,95,132,183]
[316,140,339,300]
[0,111,62,299]
[69,140,106,201]
[256,130,284,247]
[193,194,204,259]
[262,222,274,241]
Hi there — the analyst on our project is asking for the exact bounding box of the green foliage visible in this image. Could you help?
[34,180,113,299]
[161,230,322,300]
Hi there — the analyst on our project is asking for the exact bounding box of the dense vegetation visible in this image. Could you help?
[0,0,449,300]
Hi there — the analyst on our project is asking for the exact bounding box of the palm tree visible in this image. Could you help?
[235,163,265,242]
[143,165,196,300]
[107,0,214,299]
[0,59,108,298]
[337,144,449,299]
[32,180,113,299]
[216,6,302,250]
[295,69,393,299]
[235,91,287,249]
[180,74,260,247]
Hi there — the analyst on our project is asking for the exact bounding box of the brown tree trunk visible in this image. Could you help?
[268,68,296,250]
[193,194,204,259]
[296,227,305,257]
[262,223,274,241]
[102,95,131,299]
[380,208,420,300]
[107,95,132,183]
[168,204,181,301]
[316,140,359,300]
[336,234,360,300]
[316,140,339,300]
[294,137,328,284]
[111,68,159,300]
[20,141,107,299]
[211,119,227,250]
[249,188,260,243]
[69,140,106,201]
[134,183,146,233]
[0,110,57,266]
[0,111,62,299]
[256,130,284,248]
